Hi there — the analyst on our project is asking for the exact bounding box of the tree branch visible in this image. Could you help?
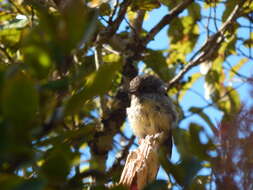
[168,3,242,88]
[99,0,132,41]
[142,0,194,46]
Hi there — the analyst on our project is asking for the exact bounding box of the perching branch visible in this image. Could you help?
[119,134,162,190]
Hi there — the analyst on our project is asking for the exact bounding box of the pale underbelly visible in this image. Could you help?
[127,104,170,139]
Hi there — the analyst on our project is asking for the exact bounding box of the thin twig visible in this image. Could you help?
[213,1,219,32]
[206,5,212,37]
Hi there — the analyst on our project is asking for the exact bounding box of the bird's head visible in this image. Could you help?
[129,75,167,96]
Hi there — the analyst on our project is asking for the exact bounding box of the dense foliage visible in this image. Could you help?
[0,0,252,189]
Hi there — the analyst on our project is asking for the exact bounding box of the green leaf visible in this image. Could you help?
[0,27,22,46]
[229,58,248,79]
[61,0,98,50]
[216,86,241,115]
[189,107,216,133]
[23,45,53,79]
[144,49,175,81]
[173,124,215,162]
[173,128,191,158]
[41,145,73,184]
[168,16,199,59]
[41,78,69,92]
[0,17,29,30]
[13,178,45,190]
[0,174,45,190]
[0,174,23,190]
[36,124,95,147]
[143,180,168,190]
[179,73,202,101]
[160,156,202,188]
[131,0,161,11]
[0,15,28,46]
[2,71,39,125]
[227,86,241,114]
[188,123,215,161]
[188,2,201,21]
[177,157,202,187]
[65,62,121,115]
[24,0,97,57]
[159,0,180,8]
[168,17,184,44]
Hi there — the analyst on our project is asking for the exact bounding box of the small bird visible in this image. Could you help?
[127,74,178,158]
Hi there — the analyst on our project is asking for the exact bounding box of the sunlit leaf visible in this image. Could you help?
[23,45,53,79]
[159,0,180,8]
[229,58,248,79]
[179,73,202,101]
[226,86,241,114]
[103,53,121,63]
[144,49,175,81]
[131,0,160,11]
[0,28,22,46]
[216,86,241,115]
[168,16,199,61]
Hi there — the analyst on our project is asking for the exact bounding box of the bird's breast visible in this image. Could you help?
[127,95,171,139]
